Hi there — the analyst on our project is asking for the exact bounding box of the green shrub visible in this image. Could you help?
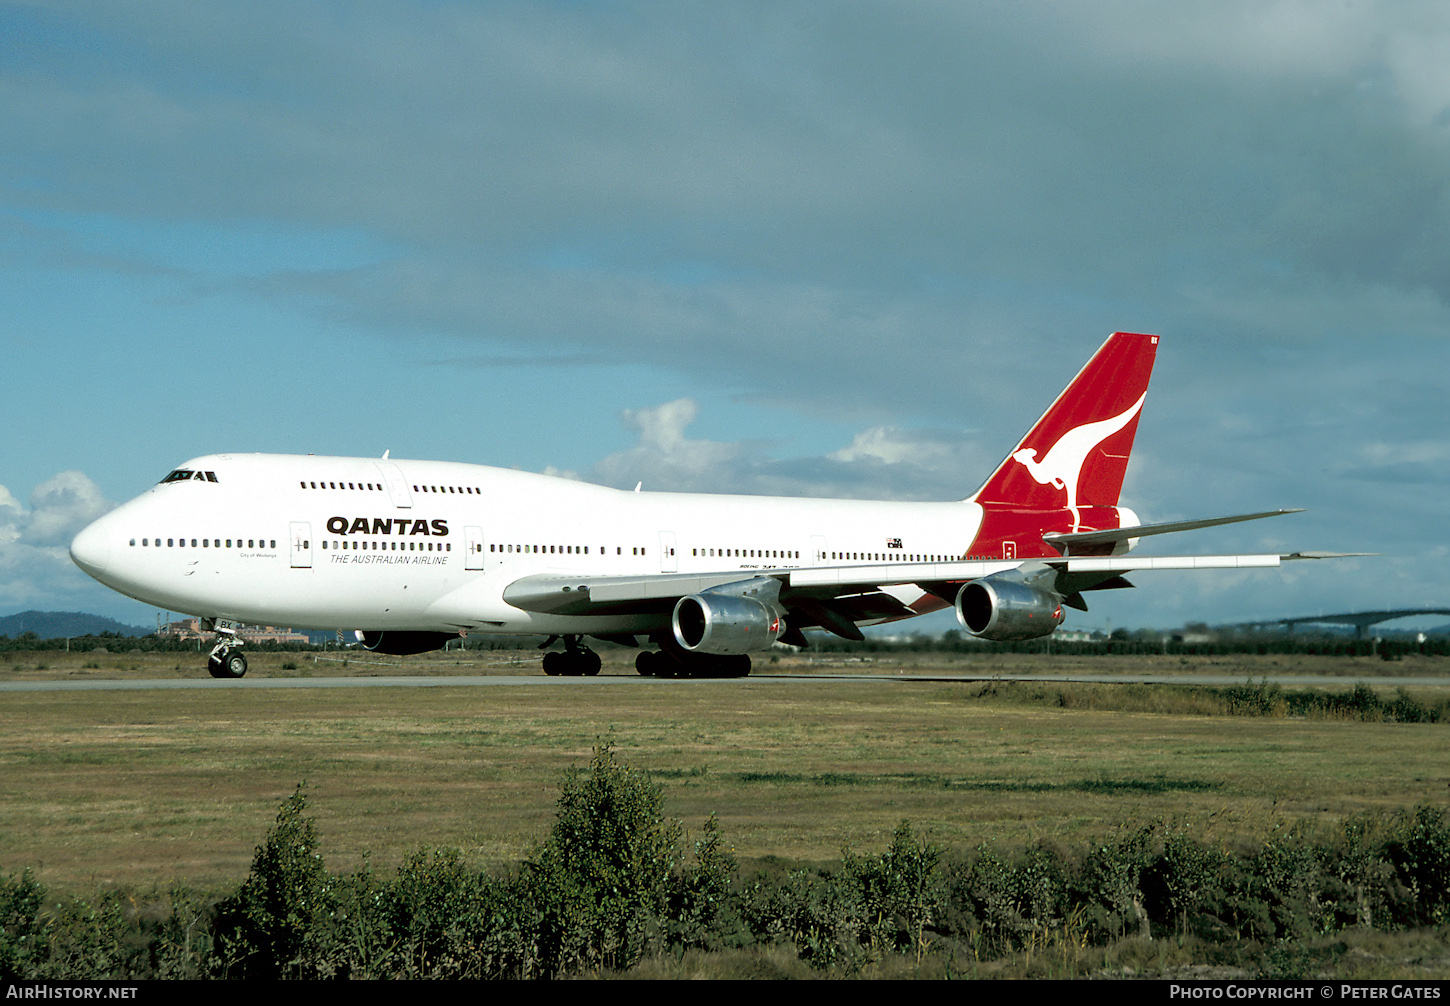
[1244,834,1328,940]
[666,812,743,952]
[526,741,681,975]
[28,892,129,979]
[380,848,480,976]
[775,868,854,970]
[1146,827,1225,938]
[843,821,942,960]
[1076,825,1153,943]
[211,785,337,978]
[0,869,44,980]
[1384,805,1450,927]
[940,844,1022,952]
[14,747,1450,978]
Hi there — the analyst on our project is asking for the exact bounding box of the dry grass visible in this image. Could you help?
[1,649,1448,896]
[4,644,1445,680]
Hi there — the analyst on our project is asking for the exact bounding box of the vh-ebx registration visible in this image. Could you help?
[70,333,1347,678]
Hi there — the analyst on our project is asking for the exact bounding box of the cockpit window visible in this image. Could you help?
[159,469,218,484]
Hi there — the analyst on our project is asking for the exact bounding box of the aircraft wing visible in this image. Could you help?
[502,562,1024,617]
[789,551,1349,610]
[501,550,1350,624]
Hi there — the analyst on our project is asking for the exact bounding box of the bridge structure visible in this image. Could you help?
[1239,609,1450,640]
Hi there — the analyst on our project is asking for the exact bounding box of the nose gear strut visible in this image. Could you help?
[203,618,248,678]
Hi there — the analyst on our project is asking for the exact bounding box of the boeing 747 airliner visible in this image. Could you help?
[69,333,1344,678]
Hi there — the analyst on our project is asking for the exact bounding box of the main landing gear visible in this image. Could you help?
[634,647,751,679]
[536,635,752,678]
[541,635,602,677]
[206,634,248,678]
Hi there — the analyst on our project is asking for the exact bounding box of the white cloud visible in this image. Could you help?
[583,398,994,501]
[24,471,113,546]
[590,399,745,493]
[0,472,114,611]
[1358,440,1450,467]
[829,427,955,467]
[0,485,24,545]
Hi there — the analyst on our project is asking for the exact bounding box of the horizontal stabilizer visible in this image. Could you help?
[1043,509,1304,550]
[1061,550,1359,573]
[1063,554,1282,572]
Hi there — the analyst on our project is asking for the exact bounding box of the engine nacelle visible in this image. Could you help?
[955,575,1064,641]
[672,593,784,654]
[355,630,458,655]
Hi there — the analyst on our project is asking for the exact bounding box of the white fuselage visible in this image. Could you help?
[72,453,984,635]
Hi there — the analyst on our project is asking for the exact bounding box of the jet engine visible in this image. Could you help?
[672,593,784,654]
[955,574,1064,641]
[355,630,458,655]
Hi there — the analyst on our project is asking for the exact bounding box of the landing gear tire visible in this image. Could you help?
[542,641,601,677]
[717,654,751,678]
[637,648,750,679]
[637,649,675,676]
[209,650,247,678]
[691,653,749,678]
[223,651,248,678]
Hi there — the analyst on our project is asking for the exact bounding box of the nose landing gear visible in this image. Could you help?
[204,619,248,678]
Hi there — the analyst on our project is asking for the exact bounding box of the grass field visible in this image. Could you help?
[3,648,1448,898]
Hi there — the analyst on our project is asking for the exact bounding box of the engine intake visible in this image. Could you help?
[955,575,1064,641]
[672,593,783,654]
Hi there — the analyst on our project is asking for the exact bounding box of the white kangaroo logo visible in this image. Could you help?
[1011,392,1145,530]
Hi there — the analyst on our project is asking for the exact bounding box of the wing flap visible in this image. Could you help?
[588,572,776,602]
[503,571,788,615]
[788,560,1017,588]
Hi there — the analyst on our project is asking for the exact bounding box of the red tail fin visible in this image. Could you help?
[973,332,1157,513]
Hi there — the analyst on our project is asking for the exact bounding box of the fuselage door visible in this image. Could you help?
[811,535,828,566]
[659,531,677,573]
[375,462,414,509]
[290,522,312,568]
[465,525,485,570]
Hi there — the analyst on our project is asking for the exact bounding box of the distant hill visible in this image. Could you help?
[0,610,152,640]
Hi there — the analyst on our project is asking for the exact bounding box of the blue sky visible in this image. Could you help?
[2,1,1447,633]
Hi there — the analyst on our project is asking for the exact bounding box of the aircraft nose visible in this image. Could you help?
[70,518,111,579]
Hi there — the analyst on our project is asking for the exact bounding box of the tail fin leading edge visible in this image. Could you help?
[972,332,1158,513]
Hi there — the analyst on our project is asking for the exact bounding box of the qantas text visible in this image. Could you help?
[326,517,449,537]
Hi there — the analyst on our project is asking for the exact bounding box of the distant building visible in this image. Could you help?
[159,617,309,645]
